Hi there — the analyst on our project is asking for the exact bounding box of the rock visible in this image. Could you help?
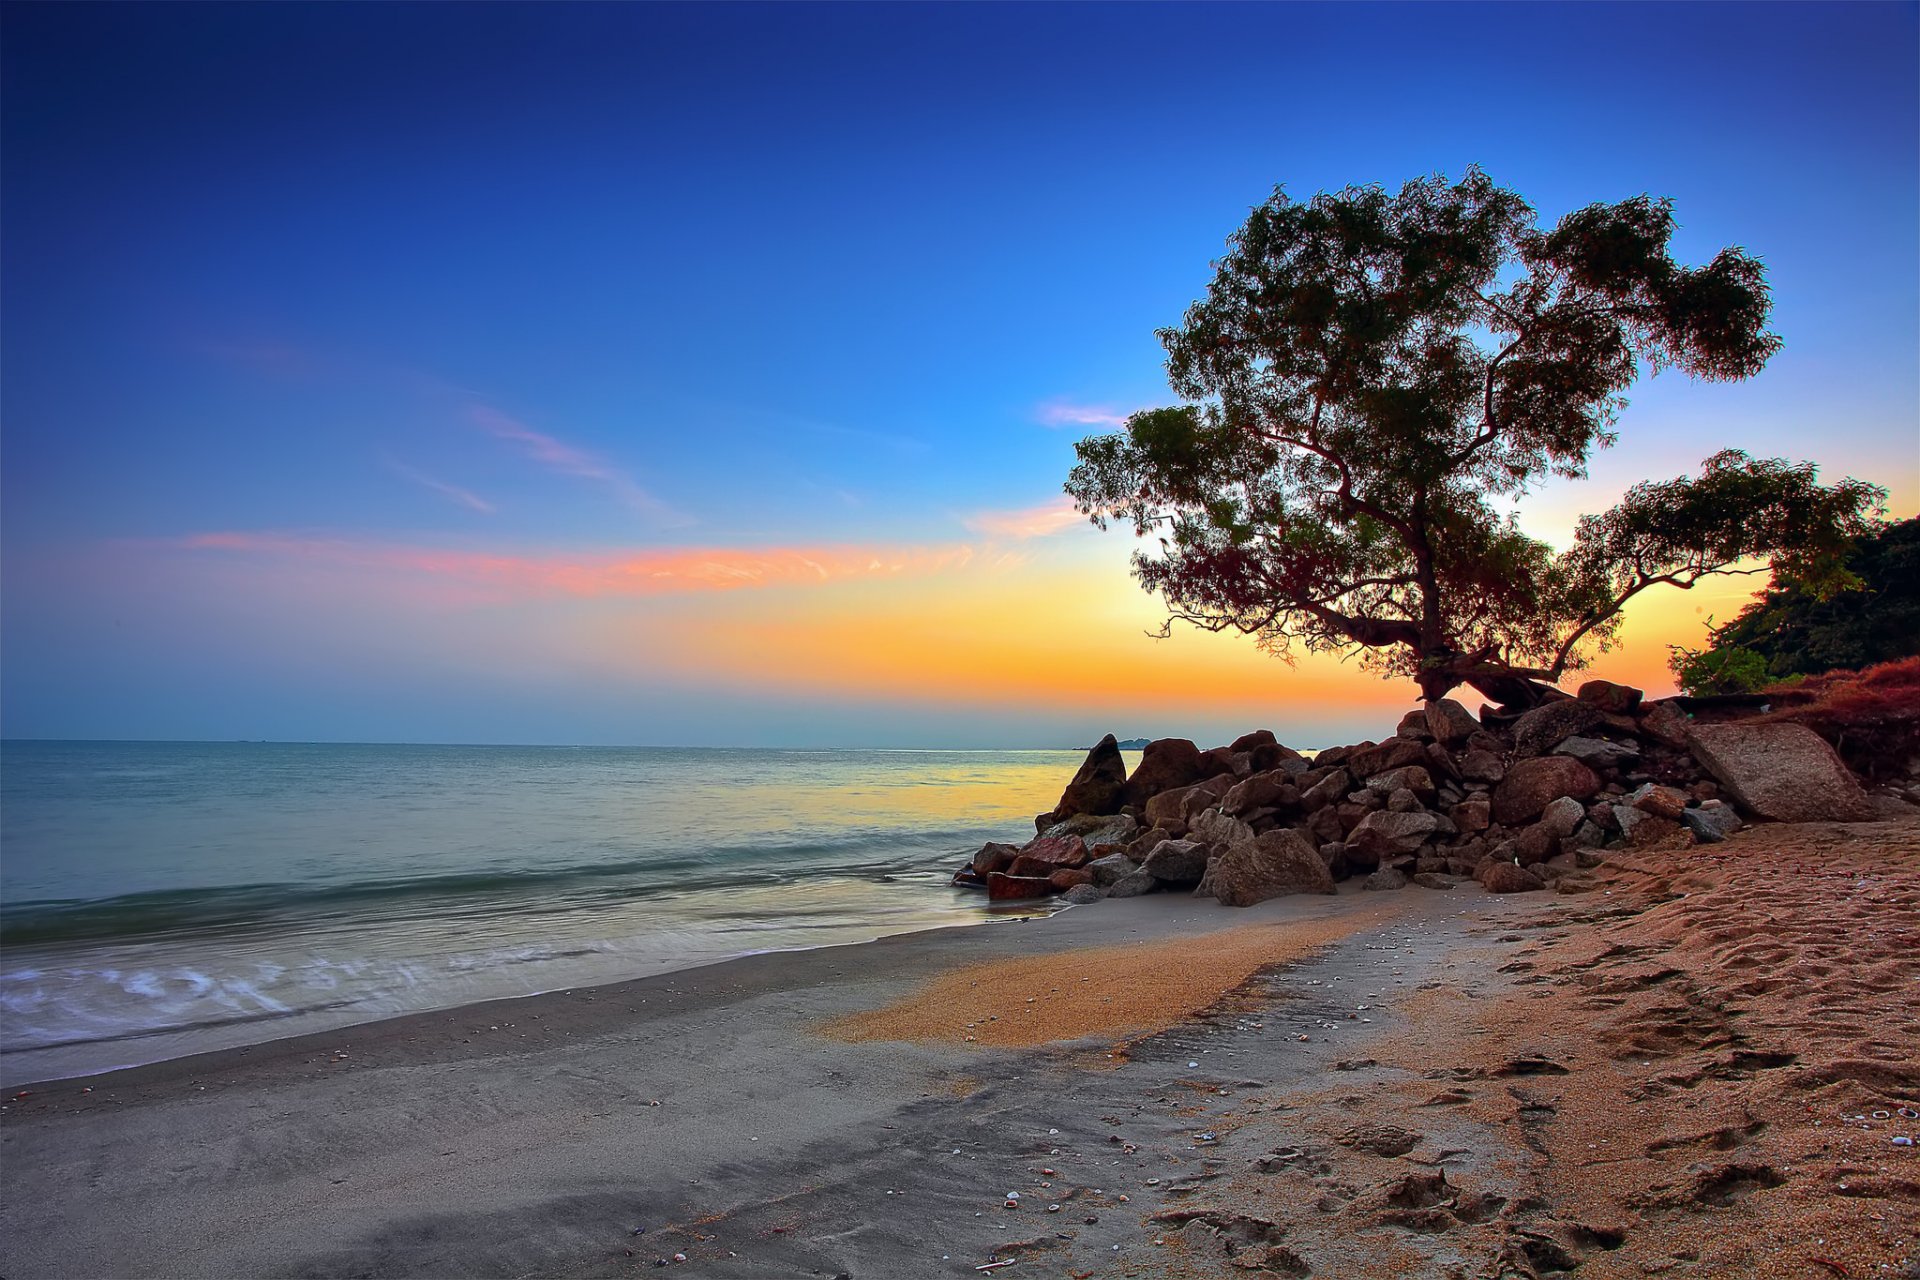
[971,842,1020,876]
[950,866,986,888]
[1626,782,1689,820]
[1577,679,1644,714]
[1199,746,1243,779]
[1120,737,1207,808]
[1511,821,1560,865]
[1363,867,1409,891]
[1048,867,1094,891]
[1347,810,1442,860]
[1312,742,1365,768]
[1616,808,1683,847]
[1306,804,1345,844]
[1492,756,1601,826]
[1223,770,1300,817]
[1105,869,1158,898]
[1347,737,1430,779]
[1423,741,1462,782]
[1685,722,1873,823]
[986,873,1055,900]
[1510,699,1604,757]
[1554,736,1640,769]
[1042,734,1128,825]
[1475,861,1545,893]
[1016,835,1089,869]
[1539,795,1586,838]
[1680,801,1743,843]
[1365,764,1436,804]
[1385,788,1423,813]
[1061,883,1105,905]
[1009,854,1064,878]
[1141,837,1211,883]
[1450,798,1491,832]
[1571,820,1607,848]
[1636,699,1693,747]
[1425,698,1480,745]
[1230,729,1278,752]
[1300,768,1352,812]
[1037,812,1139,849]
[1458,749,1506,783]
[1086,851,1143,887]
[1195,829,1335,906]
[1411,872,1458,890]
[1394,708,1433,740]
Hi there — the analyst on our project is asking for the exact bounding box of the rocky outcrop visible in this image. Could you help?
[1195,828,1333,906]
[1039,734,1128,828]
[1121,738,1207,808]
[1685,722,1874,823]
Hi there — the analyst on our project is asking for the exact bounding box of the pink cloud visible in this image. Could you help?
[177,532,981,599]
[384,458,496,514]
[963,495,1086,539]
[1036,399,1132,428]
[470,405,685,525]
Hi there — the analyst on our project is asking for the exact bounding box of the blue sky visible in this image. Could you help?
[3,2,1915,746]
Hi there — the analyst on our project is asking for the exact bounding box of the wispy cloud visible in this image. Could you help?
[384,457,496,514]
[177,532,984,599]
[963,495,1086,540]
[1036,399,1133,429]
[470,405,686,525]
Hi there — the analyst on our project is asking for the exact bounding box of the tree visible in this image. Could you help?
[1670,516,1920,695]
[1065,170,1887,707]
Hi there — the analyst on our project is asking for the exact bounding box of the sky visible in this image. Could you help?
[2,1,1915,748]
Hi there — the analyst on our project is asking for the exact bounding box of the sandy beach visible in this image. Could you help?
[3,816,1916,1279]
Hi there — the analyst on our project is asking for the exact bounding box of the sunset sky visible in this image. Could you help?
[3,2,1915,748]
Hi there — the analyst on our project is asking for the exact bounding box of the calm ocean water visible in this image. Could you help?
[0,741,1130,1084]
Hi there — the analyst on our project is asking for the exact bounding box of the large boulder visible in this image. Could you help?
[1140,837,1210,884]
[1577,679,1644,714]
[1425,699,1480,747]
[1195,828,1335,906]
[1685,722,1873,823]
[1347,737,1430,779]
[1475,861,1545,893]
[1016,835,1089,869]
[1121,736,1198,805]
[1492,756,1600,826]
[1347,810,1442,860]
[1187,807,1257,856]
[1510,700,1605,757]
[1635,699,1694,747]
[1043,734,1128,823]
[1300,768,1352,812]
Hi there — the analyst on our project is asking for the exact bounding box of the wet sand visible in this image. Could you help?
[2,816,1915,1278]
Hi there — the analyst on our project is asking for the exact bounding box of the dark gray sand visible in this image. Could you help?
[1,887,1541,1278]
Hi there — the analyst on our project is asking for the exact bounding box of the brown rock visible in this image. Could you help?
[1636,699,1693,747]
[1475,861,1545,893]
[1394,708,1434,741]
[1043,734,1127,823]
[1626,782,1689,821]
[1300,768,1352,812]
[1119,737,1207,808]
[1459,749,1506,783]
[1450,798,1491,832]
[1223,769,1300,817]
[1306,805,1344,845]
[1511,699,1605,757]
[1347,809,1442,860]
[1685,722,1873,823]
[1424,698,1481,746]
[1348,737,1431,779]
[1510,821,1560,866]
[971,842,1020,876]
[1576,679,1644,714]
[1140,837,1211,883]
[1016,835,1089,868]
[1230,729,1277,752]
[1313,742,1367,768]
[1196,828,1334,906]
[1492,756,1600,826]
[1364,764,1436,804]
[1047,867,1094,891]
[986,872,1055,900]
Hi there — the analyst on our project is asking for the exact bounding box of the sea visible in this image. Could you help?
[0,740,1138,1086]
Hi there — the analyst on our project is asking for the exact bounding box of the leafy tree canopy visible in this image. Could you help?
[1671,516,1920,695]
[1066,170,1887,705]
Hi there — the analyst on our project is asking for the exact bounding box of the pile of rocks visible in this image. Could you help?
[954,679,1878,906]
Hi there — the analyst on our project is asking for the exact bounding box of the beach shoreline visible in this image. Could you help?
[3,816,1915,1278]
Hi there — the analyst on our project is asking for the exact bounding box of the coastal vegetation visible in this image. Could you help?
[1065,171,1887,709]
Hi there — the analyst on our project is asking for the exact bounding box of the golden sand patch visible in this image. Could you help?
[821,900,1406,1049]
